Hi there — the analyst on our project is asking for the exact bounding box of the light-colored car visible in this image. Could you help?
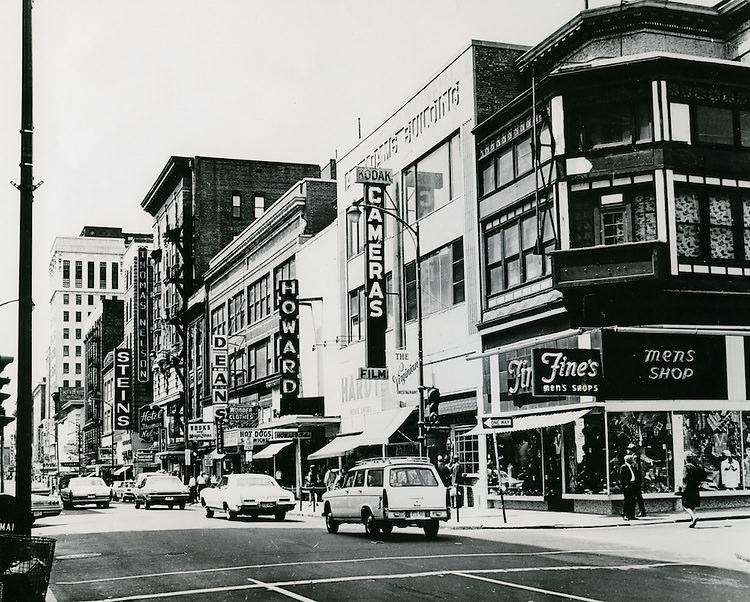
[112,480,137,502]
[59,477,111,509]
[134,475,190,510]
[200,473,296,521]
[322,457,450,539]
[32,493,62,523]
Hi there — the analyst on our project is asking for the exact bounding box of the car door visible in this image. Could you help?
[335,470,361,519]
[344,470,366,519]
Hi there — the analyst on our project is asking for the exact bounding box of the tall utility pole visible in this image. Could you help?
[15,0,35,535]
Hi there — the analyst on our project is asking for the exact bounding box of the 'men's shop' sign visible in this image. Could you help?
[602,332,727,400]
[531,348,602,396]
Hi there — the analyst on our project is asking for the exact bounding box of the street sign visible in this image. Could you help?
[484,417,514,429]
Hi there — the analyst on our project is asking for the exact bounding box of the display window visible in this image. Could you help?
[679,411,742,490]
[607,412,674,493]
[563,412,607,495]
[485,429,543,496]
[742,413,750,490]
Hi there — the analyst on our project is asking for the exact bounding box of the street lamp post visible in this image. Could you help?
[346,199,425,456]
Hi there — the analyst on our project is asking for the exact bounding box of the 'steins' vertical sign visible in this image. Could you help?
[114,348,133,430]
[278,279,300,402]
[364,185,386,369]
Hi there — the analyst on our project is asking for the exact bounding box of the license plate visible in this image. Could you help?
[260,502,275,508]
[33,511,43,517]
[87,494,96,498]
[407,511,425,518]
[165,497,174,501]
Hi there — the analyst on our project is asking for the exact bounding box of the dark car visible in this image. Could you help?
[32,493,62,523]
[134,475,190,509]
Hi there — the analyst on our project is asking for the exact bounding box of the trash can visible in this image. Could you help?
[457,475,479,508]
[0,533,56,602]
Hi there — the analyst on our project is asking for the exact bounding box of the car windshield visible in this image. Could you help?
[146,477,183,487]
[388,468,439,487]
[72,478,105,487]
[232,476,276,488]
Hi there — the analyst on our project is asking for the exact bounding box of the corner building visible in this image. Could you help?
[472,0,750,514]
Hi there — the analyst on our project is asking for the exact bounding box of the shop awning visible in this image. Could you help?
[308,405,417,460]
[253,441,293,460]
[464,408,593,436]
[207,449,225,460]
[113,465,132,476]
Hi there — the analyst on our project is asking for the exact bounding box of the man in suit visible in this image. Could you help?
[620,454,638,521]
[627,443,647,517]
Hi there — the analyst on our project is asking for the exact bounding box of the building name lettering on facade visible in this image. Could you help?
[344,81,461,190]
[278,279,300,401]
[644,348,696,380]
[136,247,150,383]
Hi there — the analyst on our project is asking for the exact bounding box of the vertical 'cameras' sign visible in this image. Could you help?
[278,279,300,402]
[364,185,387,369]
[114,348,133,430]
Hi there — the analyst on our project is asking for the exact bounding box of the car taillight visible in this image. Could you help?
[382,489,388,510]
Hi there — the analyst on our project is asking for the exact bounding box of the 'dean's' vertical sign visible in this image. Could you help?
[364,185,387,369]
[114,348,133,429]
[136,247,150,383]
[278,279,300,402]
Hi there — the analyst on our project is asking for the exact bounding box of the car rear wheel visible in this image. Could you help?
[364,512,381,536]
[144,499,151,510]
[274,510,286,521]
[325,511,339,534]
[226,508,238,521]
[179,502,185,510]
[134,499,141,509]
[423,520,439,540]
[103,501,110,509]
[205,506,214,518]
[168,504,173,509]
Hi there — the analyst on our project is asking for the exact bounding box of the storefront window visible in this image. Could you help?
[608,412,674,493]
[563,413,607,494]
[486,430,543,496]
[680,411,742,490]
[742,412,750,490]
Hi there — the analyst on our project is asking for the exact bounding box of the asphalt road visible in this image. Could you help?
[35,502,750,602]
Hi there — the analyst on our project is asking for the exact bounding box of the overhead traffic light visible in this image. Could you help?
[0,355,14,412]
[423,387,440,425]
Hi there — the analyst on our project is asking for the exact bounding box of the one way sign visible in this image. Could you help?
[484,417,513,429]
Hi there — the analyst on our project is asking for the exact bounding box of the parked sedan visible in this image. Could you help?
[134,475,190,509]
[32,493,62,523]
[200,473,296,521]
[59,477,111,509]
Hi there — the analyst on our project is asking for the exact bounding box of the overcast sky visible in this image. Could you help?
[0,0,720,402]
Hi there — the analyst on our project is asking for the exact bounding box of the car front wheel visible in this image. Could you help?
[325,511,339,534]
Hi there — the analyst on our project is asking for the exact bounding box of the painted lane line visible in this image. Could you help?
[455,571,604,602]
[247,578,317,602]
[55,549,630,585]
[74,562,687,602]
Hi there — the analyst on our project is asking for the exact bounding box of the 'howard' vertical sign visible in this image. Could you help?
[114,348,133,429]
[278,279,300,402]
[364,185,387,369]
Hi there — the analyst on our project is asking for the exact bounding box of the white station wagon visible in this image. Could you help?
[321,457,450,539]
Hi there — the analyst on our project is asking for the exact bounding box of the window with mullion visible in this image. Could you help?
[405,238,464,321]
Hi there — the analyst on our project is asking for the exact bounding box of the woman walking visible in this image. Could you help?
[680,453,706,528]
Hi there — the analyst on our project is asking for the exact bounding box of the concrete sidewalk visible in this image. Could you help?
[289,502,750,561]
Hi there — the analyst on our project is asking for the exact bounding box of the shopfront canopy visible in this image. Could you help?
[113,465,131,476]
[308,405,417,461]
[465,408,593,436]
[253,441,294,460]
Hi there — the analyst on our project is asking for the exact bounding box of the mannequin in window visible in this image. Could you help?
[720,450,740,490]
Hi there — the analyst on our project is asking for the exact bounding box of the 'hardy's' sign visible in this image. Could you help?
[278,279,300,402]
[114,348,133,429]
[365,185,387,369]
[136,246,150,383]
[212,335,228,404]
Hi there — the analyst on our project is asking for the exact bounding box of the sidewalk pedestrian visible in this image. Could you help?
[620,454,638,521]
[627,443,648,517]
[188,474,197,503]
[680,453,706,528]
[196,471,207,496]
